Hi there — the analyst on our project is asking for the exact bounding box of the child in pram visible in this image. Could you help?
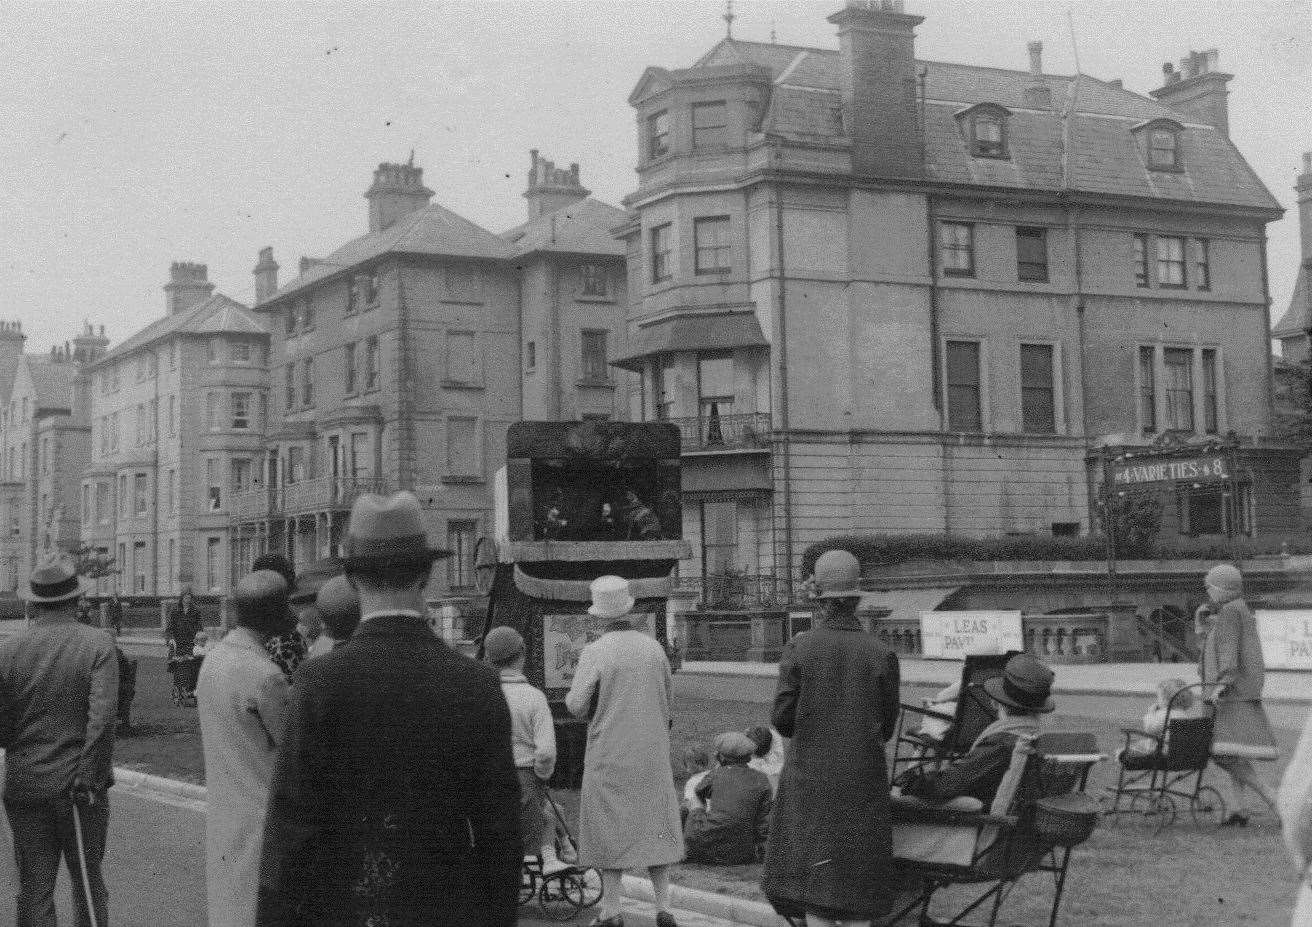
[167,637,204,705]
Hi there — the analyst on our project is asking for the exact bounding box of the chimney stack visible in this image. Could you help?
[253,246,279,303]
[524,150,591,221]
[1150,48,1232,137]
[827,0,926,179]
[364,159,434,233]
[164,261,215,315]
[1022,40,1052,110]
[1027,41,1042,75]
[72,320,109,365]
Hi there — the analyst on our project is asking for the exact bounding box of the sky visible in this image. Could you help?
[2,1,1309,352]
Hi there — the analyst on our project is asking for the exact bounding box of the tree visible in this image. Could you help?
[69,544,117,580]
[1101,492,1164,560]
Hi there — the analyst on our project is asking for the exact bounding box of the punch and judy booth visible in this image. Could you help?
[481,420,691,786]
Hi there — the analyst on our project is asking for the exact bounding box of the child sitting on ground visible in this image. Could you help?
[681,746,713,822]
[484,626,569,874]
[683,732,773,865]
[1120,677,1207,764]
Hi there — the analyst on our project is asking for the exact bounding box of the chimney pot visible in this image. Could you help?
[1302,151,1311,175]
[1027,41,1042,75]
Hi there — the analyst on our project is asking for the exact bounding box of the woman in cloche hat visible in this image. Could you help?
[565,576,684,927]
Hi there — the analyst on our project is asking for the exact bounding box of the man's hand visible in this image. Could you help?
[69,776,98,807]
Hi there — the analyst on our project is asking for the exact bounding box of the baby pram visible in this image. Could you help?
[519,780,603,921]
[166,640,203,706]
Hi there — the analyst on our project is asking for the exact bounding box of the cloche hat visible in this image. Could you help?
[812,549,862,599]
[983,652,1055,714]
[343,491,451,569]
[1204,563,1243,595]
[588,575,636,620]
[21,552,86,604]
[484,626,526,664]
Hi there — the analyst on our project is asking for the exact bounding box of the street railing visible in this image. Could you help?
[662,412,771,452]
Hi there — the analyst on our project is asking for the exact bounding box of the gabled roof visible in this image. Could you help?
[266,203,514,304]
[688,39,1279,212]
[501,198,628,258]
[1273,267,1309,339]
[94,293,264,367]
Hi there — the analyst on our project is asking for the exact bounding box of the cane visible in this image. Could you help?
[69,789,101,927]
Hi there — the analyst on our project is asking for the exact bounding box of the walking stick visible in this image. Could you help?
[70,795,101,927]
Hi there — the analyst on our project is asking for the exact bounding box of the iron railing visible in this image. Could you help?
[663,412,771,452]
[678,572,787,609]
[230,477,389,520]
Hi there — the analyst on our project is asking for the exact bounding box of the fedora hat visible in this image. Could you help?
[983,653,1055,714]
[812,549,862,599]
[343,491,451,569]
[587,575,635,620]
[22,552,86,605]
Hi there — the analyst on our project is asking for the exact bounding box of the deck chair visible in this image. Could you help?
[882,731,1104,927]
[892,652,1016,780]
[1103,682,1224,832]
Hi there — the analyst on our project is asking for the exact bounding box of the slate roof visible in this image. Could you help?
[690,39,1279,212]
[267,203,514,304]
[1273,268,1309,338]
[501,197,628,258]
[27,359,76,411]
[94,293,264,367]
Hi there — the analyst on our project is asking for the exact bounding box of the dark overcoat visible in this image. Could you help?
[761,616,901,920]
[255,614,521,927]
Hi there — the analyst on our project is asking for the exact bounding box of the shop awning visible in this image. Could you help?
[857,587,962,622]
[612,312,768,370]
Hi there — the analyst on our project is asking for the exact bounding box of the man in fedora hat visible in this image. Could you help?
[257,491,521,927]
[763,549,901,927]
[899,652,1055,805]
[197,570,294,927]
[0,552,117,926]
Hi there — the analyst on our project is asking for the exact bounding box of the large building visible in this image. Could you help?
[617,1,1294,593]
[80,262,269,595]
[230,152,627,592]
[0,324,108,590]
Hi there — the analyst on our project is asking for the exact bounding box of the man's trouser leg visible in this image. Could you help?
[57,794,109,927]
[4,797,62,927]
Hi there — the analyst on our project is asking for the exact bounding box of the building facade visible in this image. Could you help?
[80,262,269,595]
[230,153,628,593]
[618,2,1294,592]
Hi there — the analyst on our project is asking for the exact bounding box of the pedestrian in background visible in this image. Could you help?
[166,585,203,657]
[1197,563,1279,825]
[197,570,294,927]
[258,491,521,926]
[0,552,117,927]
[251,554,307,681]
[762,549,901,927]
[304,575,359,659]
[566,575,683,927]
[105,592,123,637]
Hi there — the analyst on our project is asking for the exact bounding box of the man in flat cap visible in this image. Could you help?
[197,569,294,927]
[0,552,117,927]
[258,491,521,927]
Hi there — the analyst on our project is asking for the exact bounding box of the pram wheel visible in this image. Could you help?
[1190,786,1226,829]
[538,872,585,921]
[1130,791,1176,833]
[575,866,602,907]
[518,865,537,906]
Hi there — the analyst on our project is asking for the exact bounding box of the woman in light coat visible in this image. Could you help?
[1279,710,1312,924]
[566,576,683,927]
[1197,563,1279,826]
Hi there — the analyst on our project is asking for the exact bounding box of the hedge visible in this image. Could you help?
[799,533,1312,577]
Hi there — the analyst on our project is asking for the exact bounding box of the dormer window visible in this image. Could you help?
[1133,118,1184,172]
[957,104,1011,160]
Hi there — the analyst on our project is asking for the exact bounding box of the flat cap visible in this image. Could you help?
[713,731,757,761]
[233,570,289,625]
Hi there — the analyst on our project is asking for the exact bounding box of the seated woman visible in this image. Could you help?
[897,653,1055,805]
[1118,677,1208,766]
[684,732,773,865]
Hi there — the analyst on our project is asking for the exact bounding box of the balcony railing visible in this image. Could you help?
[231,476,389,520]
[663,412,771,452]
[679,572,786,610]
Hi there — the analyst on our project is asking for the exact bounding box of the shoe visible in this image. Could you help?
[588,916,624,927]
[1221,813,1250,827]
[656,912,678,927]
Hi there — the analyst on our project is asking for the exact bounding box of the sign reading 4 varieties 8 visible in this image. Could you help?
[1109,454,1229,487]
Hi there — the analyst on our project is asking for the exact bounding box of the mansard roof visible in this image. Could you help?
[94,293,263,367]
[685,38,1279,213]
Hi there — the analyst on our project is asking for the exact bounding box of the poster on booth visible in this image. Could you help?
[1255,609,1312,670]
[543,611,658,689]
[920,610,1024,660]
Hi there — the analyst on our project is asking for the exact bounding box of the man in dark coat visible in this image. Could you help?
[257,491,521,927]
[761,550,901,927]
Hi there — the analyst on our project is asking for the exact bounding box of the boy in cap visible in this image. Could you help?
[684,731,773,865]
[484,625,568,874]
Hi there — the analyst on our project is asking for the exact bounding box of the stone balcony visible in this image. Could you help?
[231,476,389,520]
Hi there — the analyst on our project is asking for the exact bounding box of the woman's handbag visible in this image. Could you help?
[1211,698,1279,761]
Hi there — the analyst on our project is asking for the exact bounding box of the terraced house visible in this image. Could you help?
[618,0,1295,594]
[80,262,269,595]
[230,153,626,591]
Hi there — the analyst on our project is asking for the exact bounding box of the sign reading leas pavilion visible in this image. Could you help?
[920,611,1024,660]
[1109,453,1230,487]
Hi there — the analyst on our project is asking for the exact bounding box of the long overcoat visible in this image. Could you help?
[565,624,684,870]
[761,616,901,921]
[256,614,521,927]
[196,628,292,927]
[1200,595,1276,756]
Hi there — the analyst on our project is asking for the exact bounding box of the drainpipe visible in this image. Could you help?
[773,169,794,598]
[1258,233,1276,433]
[926,195,942,413]
[151,348,160,595]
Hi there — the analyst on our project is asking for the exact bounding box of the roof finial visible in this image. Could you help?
[723,0,734,39]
